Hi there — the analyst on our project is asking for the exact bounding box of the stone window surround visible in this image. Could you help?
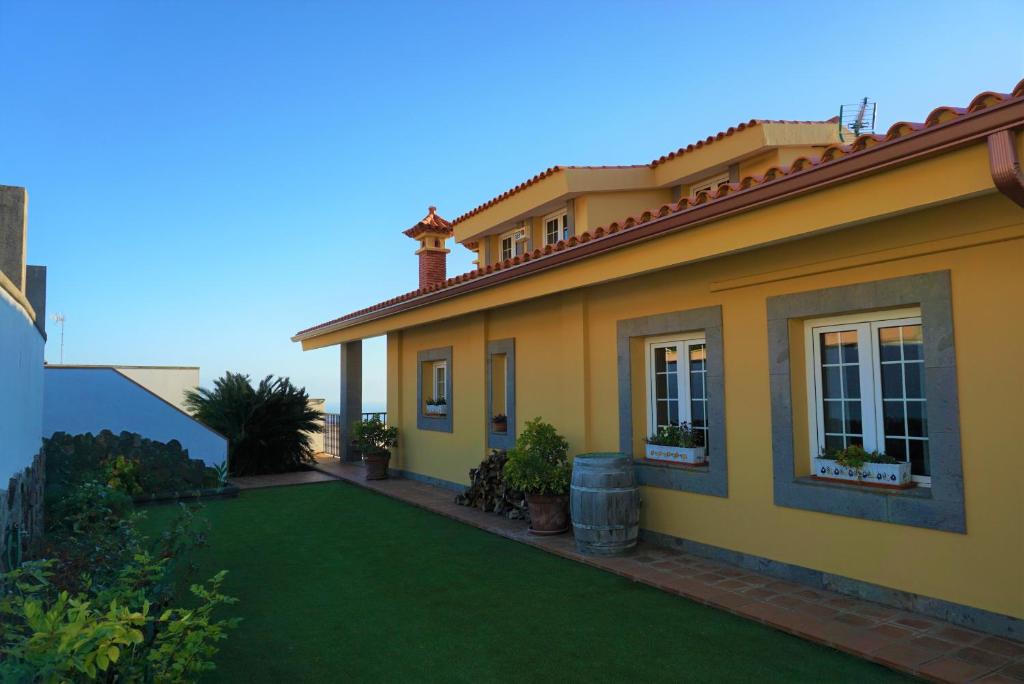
[486,339,516,450]
[617,305,727,497]
[417,346,453,433]
[767,270,966,533]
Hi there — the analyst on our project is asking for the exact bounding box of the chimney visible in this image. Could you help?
[403,206,453,290]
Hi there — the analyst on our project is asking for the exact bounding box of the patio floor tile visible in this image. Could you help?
[872,641,945,670]
[918,656,999,682]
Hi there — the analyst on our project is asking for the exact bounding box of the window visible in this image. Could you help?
[543,210,568,245]
[689,172,730,196]
[499,226,528,262]
[416,347,452,433]
[645,334,708,446]
[487,339,516,449]
[432,361,447,402]
[806,309,929,483]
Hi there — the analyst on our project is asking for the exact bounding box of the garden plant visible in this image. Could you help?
[185,372,322,476]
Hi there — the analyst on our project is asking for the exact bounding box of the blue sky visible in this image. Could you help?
[2,1,1022,412]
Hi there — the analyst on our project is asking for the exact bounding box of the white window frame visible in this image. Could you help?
[432,360,447,402]
[643,332,707,440]
[542,209,568,246]
[689,172,730,196]
[499,232,514,262]
[498,225,529,262]
[803,307,930,484]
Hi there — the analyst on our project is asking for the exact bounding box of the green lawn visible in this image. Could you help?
[139,482,909,683]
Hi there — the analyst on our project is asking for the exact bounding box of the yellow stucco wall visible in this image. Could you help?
[388,188,1024,620]
[581,189,674,232]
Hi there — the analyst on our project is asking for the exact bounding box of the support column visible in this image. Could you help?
[339,340,363,462]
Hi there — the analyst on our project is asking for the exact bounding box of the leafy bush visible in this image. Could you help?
[824,444,897,468]
[4,478,238,682]
[503,418,571,496]
[0,561,238,682]
[645,422,704,448]
[184,372,322,475]
[352,416,398,456]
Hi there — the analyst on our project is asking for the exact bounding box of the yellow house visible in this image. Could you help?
[294,79,1024,639]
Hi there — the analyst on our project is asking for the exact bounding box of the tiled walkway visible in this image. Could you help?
[308,458,1023,683]
[230,468,339,490]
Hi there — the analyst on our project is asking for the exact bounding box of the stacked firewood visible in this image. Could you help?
[455,449,529,520]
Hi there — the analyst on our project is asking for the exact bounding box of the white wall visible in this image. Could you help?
[307,398,326,454]
[0,287,44,485]
[112,366,198,412]
[43,367,227,466]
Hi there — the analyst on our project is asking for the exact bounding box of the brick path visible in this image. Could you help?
[309,459,1023,683]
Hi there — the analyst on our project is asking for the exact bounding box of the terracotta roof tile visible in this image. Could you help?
[294,79,1024,340]
[451,165,647,225]
[402,206,453,239]
[450,119,841,226]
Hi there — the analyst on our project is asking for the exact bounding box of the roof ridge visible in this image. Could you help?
[452,118,841,225]
[294,78,1024,340]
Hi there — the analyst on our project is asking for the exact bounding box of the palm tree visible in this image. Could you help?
[184,372,322,476]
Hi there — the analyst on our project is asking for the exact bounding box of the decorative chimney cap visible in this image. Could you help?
[403,205,453,239]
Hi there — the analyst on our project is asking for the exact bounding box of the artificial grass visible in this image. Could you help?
[139,482,910,683]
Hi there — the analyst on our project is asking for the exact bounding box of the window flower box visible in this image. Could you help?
[811,457,913,489]
[425,403,447,416]
[644,444,707,466]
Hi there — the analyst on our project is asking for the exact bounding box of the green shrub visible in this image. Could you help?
[503,418,571,496]
[185,372,322,476]
[351,416,398,456]
[645,422,704,448]
[3,479,237,682]
[0,561,238,682]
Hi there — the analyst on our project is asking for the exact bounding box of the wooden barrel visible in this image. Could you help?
[570,452,640,556]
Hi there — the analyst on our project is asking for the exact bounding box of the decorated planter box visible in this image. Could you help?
[425,404,447,416]
[644,444,707,465]
[811,458,913,489]
[491,419,508,433]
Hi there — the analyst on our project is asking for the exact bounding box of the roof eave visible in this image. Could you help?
[292,92,1024,344]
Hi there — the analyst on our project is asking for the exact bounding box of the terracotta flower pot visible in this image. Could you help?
[363,452,390,480]
[526,493,569,535]
[492,419,508,433]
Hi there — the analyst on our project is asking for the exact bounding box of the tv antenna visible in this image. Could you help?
[838,97,877,142]
[51,312,66,364]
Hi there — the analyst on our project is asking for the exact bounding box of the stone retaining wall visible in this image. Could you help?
[0,450,45,571]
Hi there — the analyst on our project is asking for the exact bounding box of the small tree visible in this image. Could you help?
[184,372,322,476]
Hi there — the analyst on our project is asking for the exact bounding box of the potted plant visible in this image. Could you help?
[503,417,571,535]
[812,444,913,489]
[491,413,508,433]
[425,397,448,416]
[352,416,398,480]
[644,422,706,465]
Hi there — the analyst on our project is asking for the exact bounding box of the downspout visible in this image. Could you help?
[987,128,1024,208]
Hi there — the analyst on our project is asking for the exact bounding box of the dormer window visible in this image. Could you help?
[544,210,568,246]
[500,234,514,261]
[499,226,528,262]
[689,172,730,197]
